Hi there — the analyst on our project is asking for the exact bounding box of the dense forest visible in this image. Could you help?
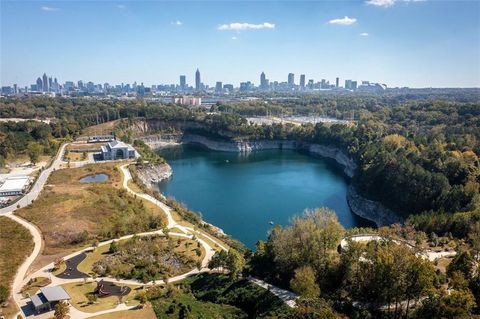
[1,93,479,317]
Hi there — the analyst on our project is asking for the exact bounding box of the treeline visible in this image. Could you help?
[2,96,479,223]
[247,208,480,318]
[0,120,80,166]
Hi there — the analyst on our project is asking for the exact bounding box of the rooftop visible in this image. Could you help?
[40,286,71,302]
[0,175,30,192]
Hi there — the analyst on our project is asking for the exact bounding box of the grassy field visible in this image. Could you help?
[62,281,141,313]
[0,216,34,318]
[88,307,157,319]
[15,163,167,263]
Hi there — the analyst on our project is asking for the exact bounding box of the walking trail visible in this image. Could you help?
[4,145,297,319]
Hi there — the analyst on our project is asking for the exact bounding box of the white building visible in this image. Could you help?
[0,175,31,196]
[174,96,202,106]
[101,140,137,160]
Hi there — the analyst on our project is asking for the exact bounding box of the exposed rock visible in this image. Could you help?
[347,185,404,227]
[140,132,403,226]
[135,163,172,189]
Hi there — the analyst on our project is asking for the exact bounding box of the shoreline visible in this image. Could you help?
[140,133,403,227]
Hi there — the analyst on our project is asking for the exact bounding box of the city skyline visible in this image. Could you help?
[1,1,479,88]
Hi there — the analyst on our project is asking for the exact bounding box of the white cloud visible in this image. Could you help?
[328,16,357,26]
[231,36,237,40]
[116,4,126,9]
[218,22,275,31]
[366,0,426,7]
[41,6,59,11]
[366,0,396,7]
[360,32,369,36]
[172,20,183,26]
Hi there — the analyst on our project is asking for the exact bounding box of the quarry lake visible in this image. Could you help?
[157,145,373,248]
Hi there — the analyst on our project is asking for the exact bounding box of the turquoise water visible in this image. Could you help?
[79,173,109,183]
[157,145,373,248]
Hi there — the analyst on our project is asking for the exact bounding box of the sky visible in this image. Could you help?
[1,0,479,88]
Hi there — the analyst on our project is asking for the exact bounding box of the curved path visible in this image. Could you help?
[6,147,296,318]
[340,234,457,261]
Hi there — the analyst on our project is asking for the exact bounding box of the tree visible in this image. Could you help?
[208,250,229,271]
[270,208,345,277]
[109,240,118,254]
[54,300,69,319]
[27,141,43,165]
[226,250,245,278]
[0,284,9,304]
[290,266,320,298]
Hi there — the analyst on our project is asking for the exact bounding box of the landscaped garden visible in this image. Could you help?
[90,234,204,282]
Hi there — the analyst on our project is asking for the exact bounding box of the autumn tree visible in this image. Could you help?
[290,266,320,298]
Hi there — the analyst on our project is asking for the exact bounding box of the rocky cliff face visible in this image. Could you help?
[141,133,357,177]
[347,185,404,227]
[135,163,173,189]
[140,132,401,226]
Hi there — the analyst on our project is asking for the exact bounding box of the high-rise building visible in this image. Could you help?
[36,77,43,92]
[345,80,352,90]
[215,81,223,93]
[351,81,357,90]
[180,75,186,91]
[13,84,18,94]
[260,72,268,90]
[48,77,53,91]
[308,79,314,90]
[42,73,48,92]
[288,73,295,87]
[300,74,306,90]
[195,69,201,91]
[335,77,339,88]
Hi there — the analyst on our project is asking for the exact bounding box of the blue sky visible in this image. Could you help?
[1,0,479,88]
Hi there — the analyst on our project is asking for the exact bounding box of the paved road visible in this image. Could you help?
[0,143,68,215]
[6,151,298,318]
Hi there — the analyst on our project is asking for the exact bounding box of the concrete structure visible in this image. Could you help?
[0,175,31,196]
[174,96,202,106]
[87,135,114,143]
[30,286,71,313]
[101,140,136,160]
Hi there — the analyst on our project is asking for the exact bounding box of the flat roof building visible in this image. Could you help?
[30,286,71,313]
[101,140,137,161]
[0,175,31,196]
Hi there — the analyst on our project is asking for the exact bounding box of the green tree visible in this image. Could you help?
[290,266,320,298]
[226,250,245,278]
[27,141,43,165]
[0,284,9,304]
[109,240,118,254]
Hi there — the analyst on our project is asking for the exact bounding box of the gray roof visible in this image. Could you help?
[40,286,71,302]
[30,293,48,308]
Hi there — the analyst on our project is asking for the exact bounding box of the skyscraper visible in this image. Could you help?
[260,72,268,90]
[300,74,306,90]
[288,73,295,87]
[215,81,223,93]
[42,73,48,92]
[48,77,53,91]
[36,77,42,92]
[335,77,339,88]
[180,75,186,91]
[195,69,201,91]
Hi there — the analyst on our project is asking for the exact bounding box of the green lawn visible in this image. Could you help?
[62,281,141,313]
